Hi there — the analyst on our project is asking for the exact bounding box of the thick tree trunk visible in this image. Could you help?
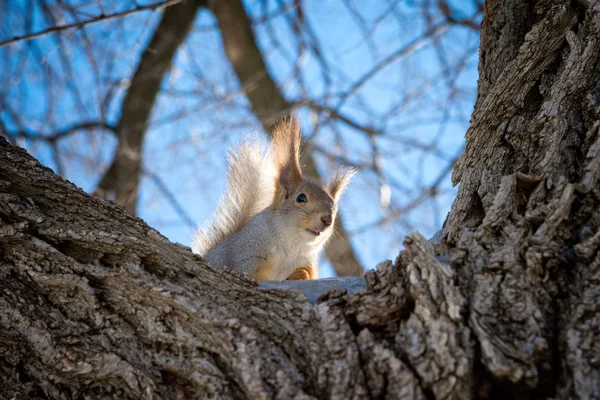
[443,0,600,398]
[1,0,599,399]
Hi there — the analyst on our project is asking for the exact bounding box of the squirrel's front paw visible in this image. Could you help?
[286,266,315,280]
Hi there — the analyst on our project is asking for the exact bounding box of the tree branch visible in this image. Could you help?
[144,169,196,229]
[9,121,116,143]
[294,100,383,136]
[0,0,186,48]
[337,20,451,105]
[95,0,203,214]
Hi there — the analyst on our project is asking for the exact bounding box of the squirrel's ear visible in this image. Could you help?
[272,115,302,193]
[328,168,356,201]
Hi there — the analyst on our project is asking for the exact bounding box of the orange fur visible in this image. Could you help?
[286,266,315,280]
[254,260,275,280]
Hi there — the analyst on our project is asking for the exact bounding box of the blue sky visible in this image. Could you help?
[1,0,481,277]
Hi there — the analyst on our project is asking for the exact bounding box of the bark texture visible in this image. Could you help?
[1,0,600,399]
[0,138,439,399]
[443,0,600,397]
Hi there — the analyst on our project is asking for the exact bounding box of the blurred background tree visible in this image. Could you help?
[0,0,482,277]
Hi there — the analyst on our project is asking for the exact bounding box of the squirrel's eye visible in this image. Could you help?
[296,193,307,203]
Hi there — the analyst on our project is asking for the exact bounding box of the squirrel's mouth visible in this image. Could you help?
[306,228,321,236]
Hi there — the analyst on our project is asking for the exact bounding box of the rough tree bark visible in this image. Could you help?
[1,0,599,399]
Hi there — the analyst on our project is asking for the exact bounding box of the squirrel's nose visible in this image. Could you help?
[321,213,332,227]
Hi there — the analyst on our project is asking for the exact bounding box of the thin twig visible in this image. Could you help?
[144,170,196,229]
[293,100,382,136]
[0,0,185,48]
[337,20,451,106]
[11,121,116,143]
[355,149,463,233]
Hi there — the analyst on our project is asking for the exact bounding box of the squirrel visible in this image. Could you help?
[192,116,354,281]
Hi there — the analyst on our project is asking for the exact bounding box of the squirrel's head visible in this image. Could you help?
[271,116,355,244]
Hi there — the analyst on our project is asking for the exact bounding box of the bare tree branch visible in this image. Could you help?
[356,150,461,233]
[9,121,116,143]
[144,169,196,229]
[295,100,382,136]
[95,0,203,214]
[337,20,451,105]
[0,0,186,48]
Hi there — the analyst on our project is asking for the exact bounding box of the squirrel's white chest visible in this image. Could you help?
[267,236,318,280]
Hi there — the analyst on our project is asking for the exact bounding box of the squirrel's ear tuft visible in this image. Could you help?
[272,115,302,192]
[328,168,356,201]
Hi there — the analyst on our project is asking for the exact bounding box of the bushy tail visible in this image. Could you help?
[192,137,275,255]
